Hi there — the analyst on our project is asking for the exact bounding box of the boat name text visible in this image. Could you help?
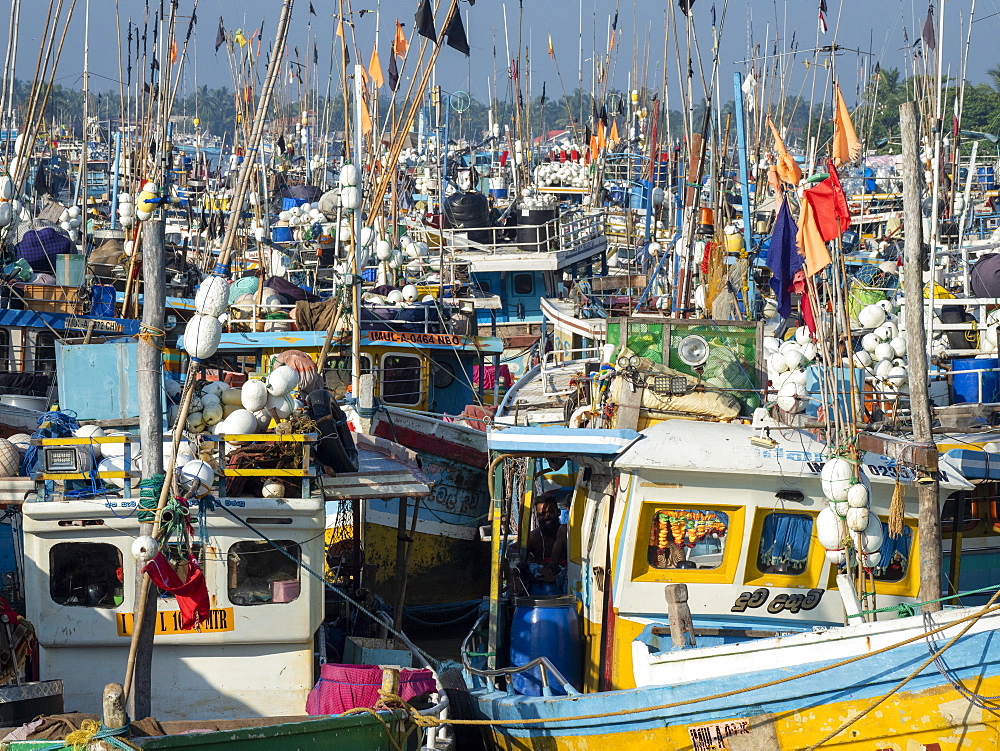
[731,587,824,614]
[689,719,750,750]
[368,331,465,346]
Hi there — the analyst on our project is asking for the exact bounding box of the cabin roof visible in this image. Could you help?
[616,420,972,490]
[181,330,504,354]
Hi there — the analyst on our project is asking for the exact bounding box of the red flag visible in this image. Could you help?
[803,161,852,242]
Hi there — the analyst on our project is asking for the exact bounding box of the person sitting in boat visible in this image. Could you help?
[523,490,569,595]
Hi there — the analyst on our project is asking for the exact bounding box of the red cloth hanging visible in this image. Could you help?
[143,553,211,631]
[803,161,853,242]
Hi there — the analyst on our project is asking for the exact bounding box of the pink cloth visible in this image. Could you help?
[305,664,437,715]
[473,364,512,390]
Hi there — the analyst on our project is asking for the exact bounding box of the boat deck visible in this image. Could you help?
[496,359,594,426]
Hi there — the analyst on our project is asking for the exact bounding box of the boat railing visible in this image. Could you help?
[541,347,601,396]
[415,209,604,255]
[460,612,580,696]
[203,432,317,499]
[33,435,140,501]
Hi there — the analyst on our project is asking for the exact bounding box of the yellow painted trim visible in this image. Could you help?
[204,433,316,442]
[38,436,131,445]
[629,502,746,585]
[828,516,920,599]
[485,672,1000,749]
[222,468,315,477]
[742,508,827,589]
[41,472,138,480]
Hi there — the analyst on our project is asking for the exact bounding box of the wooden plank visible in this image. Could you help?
[222,468,316,477]
[36,436,131,445]
[855,432,938,471]
[40,472,139,480]
[203,433,317,443]
[589,274,647,291]
[323,484,432,500]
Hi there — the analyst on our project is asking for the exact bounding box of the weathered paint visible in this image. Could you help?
[5,711,411,750]
[363,521,489,605]
[470,613,1000,750]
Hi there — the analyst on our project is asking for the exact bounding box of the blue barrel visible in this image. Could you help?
[489,188,508,199]
[508,596,582,696]
[271,226,293,243]
[952,357,1000,403]
[90,285,116,318]
[629,180,652,210]
[979,166,996,191]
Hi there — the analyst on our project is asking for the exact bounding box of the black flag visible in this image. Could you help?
[922,4,936,50]
[314,42,318,65]
[415,0,436,41]
[540,81,546,106]
[387,47,400,90]
[679,0,696,15]
[277,133,286,154]
[444,9,470,55]
[309,2,316,14]
[215,16,225,52]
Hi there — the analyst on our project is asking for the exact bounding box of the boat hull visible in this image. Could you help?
[465,606,1000,749]
[6,711,412,750]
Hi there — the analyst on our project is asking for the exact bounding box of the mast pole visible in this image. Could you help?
[900,100,942,613]
[352,65,364,397]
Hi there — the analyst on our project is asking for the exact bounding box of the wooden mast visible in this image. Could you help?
[899,100,942,612]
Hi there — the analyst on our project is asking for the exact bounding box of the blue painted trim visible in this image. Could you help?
[470,623,1000,738]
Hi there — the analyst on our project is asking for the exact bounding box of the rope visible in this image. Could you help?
[856,582,1000,617]
[137,474,164,523]
[924,612,1000,707]
[804,587,1000,749]
[37,720,141,751]
[137,324,167,352]
[410,601,1000,729]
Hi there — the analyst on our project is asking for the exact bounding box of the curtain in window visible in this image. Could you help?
[757,513,812,571]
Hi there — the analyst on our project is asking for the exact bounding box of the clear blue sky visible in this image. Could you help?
[5,0,992,106]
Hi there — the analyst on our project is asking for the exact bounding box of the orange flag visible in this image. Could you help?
[547,33,554,59]
[369,45,384,88]
[797,195,832,276]
[832,83,861,166]
[766,115,802,186]
[393,19,409,57]
[170,37,178,64]
[361,101,373,135]
[336,19,345,38]
[597,121,606,151]
[589,134,599,160]
[609,119,619,144]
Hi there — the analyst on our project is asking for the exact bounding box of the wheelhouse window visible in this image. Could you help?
[380,354,422,405]
[228,540,300,606]
[756,512,813,576]
[35,332,56,373]
[648,509,729,570]
[324,354,372,398]
[50,542,124,608]
[513,273,534,296]
[872,522,911,583]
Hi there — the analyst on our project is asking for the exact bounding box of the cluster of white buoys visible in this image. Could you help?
[981,310,1000,354]
[763,327,818,414]
[116,193,136,228]
[519,192,557,210]
[182,275,228,365]
[533,161,587,188]
[56,205,83,241]
[277,203,325,227]
[851,301,908,399]
[134,181,160,221]
[816,456,883,569]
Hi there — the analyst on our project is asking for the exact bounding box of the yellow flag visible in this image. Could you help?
[336,19,345,38]
[361,99,373,135]
[393,20,408,57]
[234,29,247,47]
[369,45,384,88]
[547,33,554,59]
[766,115,802,186]
[832,83,861,166]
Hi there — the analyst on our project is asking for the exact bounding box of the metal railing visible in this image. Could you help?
[541,347,600,396]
